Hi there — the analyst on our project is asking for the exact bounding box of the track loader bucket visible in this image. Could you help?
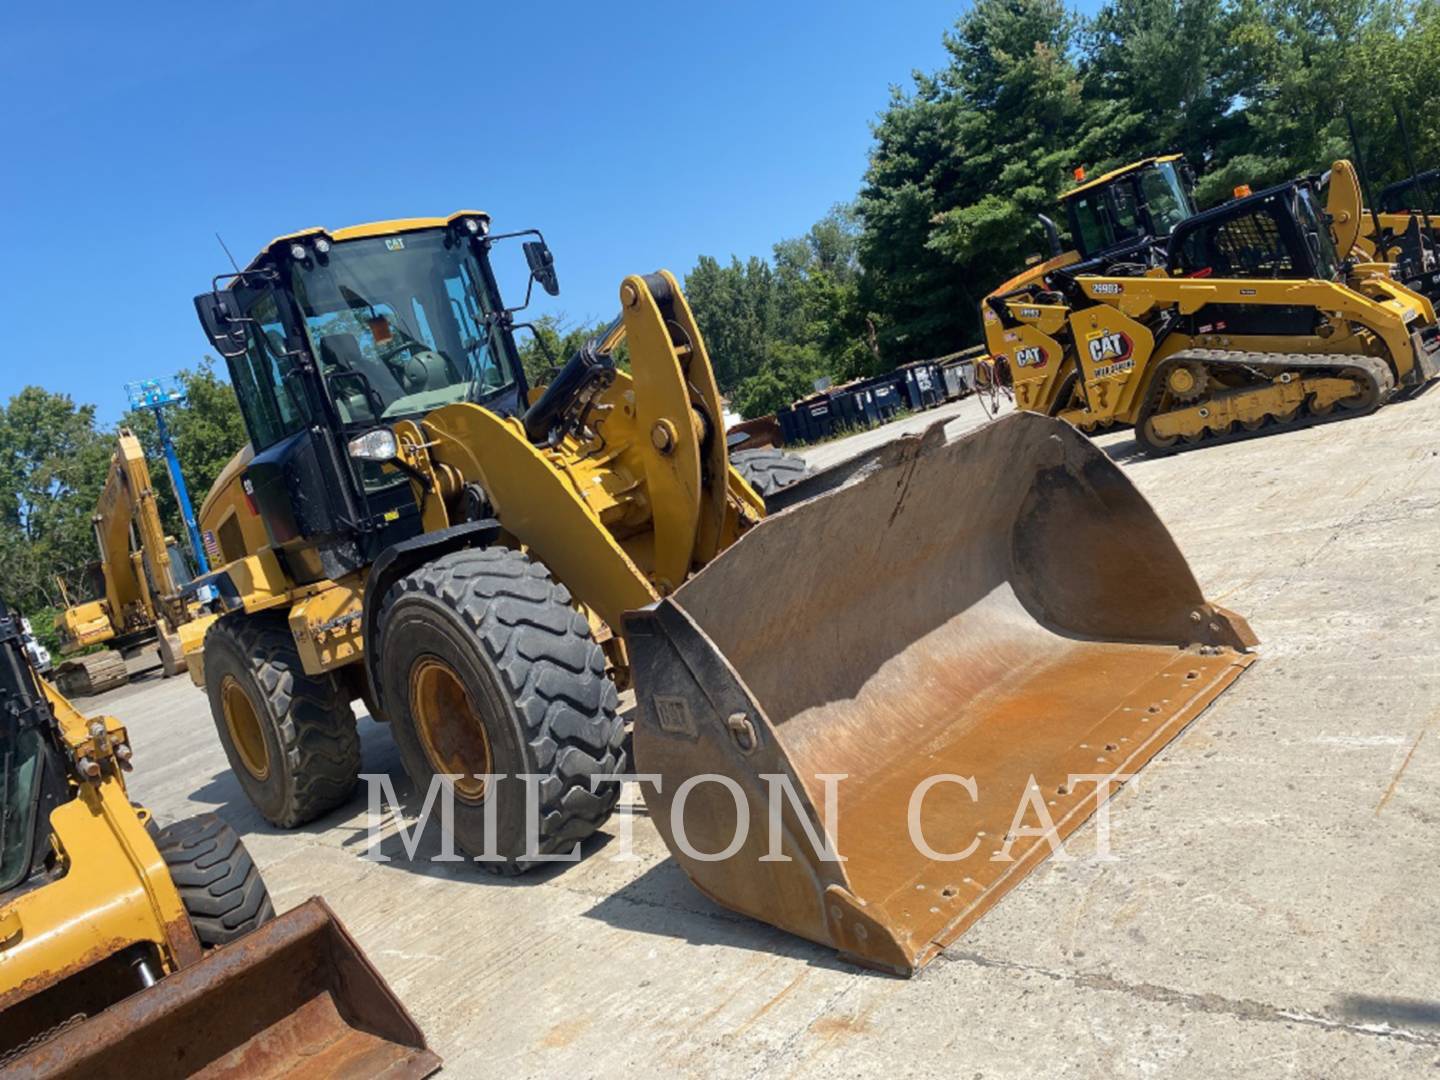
[12,899,440,1079]
[627,412,1257,975]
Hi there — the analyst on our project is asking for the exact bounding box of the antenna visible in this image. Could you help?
[1344,107,1387,259]
[1392,102,1436,238]
[215,232,241,273]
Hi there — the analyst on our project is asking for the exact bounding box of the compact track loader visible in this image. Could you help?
[0,596,439,1076]
[53,430,215,696]
[186,212,1254,972]
[985,161,1440,452]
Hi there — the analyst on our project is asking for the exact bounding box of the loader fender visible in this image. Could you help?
[361,517,501,716]
[626,412,1257,975]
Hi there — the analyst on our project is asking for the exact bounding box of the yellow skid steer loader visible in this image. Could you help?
[985,161,1440,450]
[0,597,438,1076]
[184,212,1254,973]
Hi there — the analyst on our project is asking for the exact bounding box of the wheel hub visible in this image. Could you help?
[410,657,493,802]
[221,675,270,781]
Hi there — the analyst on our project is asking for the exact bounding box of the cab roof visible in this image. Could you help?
[241,210,491,273]
[1061,155,1182,201]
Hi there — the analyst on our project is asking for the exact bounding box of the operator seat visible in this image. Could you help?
[321,333,383,423]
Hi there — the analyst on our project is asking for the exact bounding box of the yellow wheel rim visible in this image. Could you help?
[1168,366,1196,396]
[410,658,493,802]
[221,675,270,781]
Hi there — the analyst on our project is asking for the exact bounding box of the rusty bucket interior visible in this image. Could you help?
[15,898,440,1079]
[627,412,1257,975]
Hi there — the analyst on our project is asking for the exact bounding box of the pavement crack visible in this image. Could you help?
[937,950,1440,1047]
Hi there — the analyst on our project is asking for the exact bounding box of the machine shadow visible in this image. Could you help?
[578,858,868,977]
[1334,994,1440,1030]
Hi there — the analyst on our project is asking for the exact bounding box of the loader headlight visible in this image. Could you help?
[348,428,398,462]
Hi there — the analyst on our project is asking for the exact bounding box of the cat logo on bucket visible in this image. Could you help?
[1087,329,1133,371]
[1015,345,1048,369]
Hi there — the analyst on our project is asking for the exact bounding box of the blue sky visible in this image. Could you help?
[0,1,1055,422]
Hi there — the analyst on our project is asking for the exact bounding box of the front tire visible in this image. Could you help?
[154,813,275,947]
[203,613,360,828]
[377,547,625,873]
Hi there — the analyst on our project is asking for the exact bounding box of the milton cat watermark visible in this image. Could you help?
[360,771,1134,865]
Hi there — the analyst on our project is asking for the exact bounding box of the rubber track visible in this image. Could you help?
[1135,349,1395,455]
[154,813,275,947]
[381,547,626,871]
[732,447,814,497]
[208,613,360,827]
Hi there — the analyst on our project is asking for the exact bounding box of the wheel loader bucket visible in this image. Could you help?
[626,412,1257,975]
[11,898,440,1078]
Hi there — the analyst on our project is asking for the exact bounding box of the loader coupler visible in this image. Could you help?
[627,412,1257,975]
[12,898,440,1079]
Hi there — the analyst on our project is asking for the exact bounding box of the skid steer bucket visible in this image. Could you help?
[12,898,440,1079]
[627,412,1257,975]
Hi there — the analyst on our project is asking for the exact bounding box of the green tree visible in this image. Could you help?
[512,315,625,390]
[858,0,1090,358]
[0,387,114,613]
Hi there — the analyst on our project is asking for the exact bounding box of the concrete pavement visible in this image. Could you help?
[99,385,1440,1077]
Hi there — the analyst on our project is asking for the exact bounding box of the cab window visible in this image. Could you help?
[227,290,310,449]
[1068,193,1111,257]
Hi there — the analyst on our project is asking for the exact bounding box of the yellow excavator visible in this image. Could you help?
[0,595,439,1075]
[181,211,1255,973]
[984,159,1440,450]
[53,431,214,697]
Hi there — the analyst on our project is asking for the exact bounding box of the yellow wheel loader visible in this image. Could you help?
[185,212,1255,973]
[985,161,1440,451]
[53,430,216,697]
[0,596,439,1076]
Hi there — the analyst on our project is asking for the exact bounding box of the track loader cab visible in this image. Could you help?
[1380,168,1440,215]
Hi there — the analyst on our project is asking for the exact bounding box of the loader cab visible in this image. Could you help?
[0,599,66,899]
[1167,180,1341,282]
[1380,169,1440,214]
[194,212,545,585]
[1062,156,1197,259]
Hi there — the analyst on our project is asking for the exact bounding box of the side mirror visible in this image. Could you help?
[523,240,560,297]
[193,290,248,358]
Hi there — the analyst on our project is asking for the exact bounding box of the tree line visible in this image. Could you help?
[5,0,1438,633]
[683,0,1440,417]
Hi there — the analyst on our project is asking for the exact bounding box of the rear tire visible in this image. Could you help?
[731,447,813,497]
[154,813,275,947]
[377,547,625,873]
[203,613,360,828]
